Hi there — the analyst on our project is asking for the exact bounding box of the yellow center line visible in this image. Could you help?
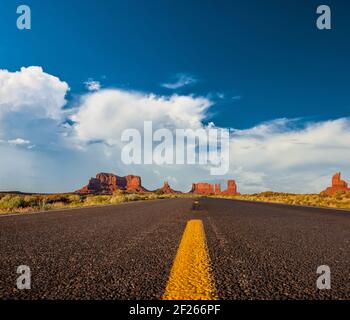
[163,219,218,300]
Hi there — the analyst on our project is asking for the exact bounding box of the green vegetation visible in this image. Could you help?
[0,191,188,215]
[213,191,350,210]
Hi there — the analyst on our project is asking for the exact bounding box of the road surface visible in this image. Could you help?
[0,198,349,299]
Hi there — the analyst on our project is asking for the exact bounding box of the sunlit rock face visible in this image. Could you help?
[190,180,240,195]
[321,172,350,195]
[155,181,181,194]
[75,173,147,194]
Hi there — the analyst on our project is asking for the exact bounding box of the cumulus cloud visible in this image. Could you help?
[84,79,101,91]
[69,88,350,193]
[1,66,350,194]
[70,89,211,145]
[229,118,350,193]
[0,66,73,192]
[67,86,350,193]
[67,88,219,190]
[162,74,197,89]
[0,66,69,121]
[0,66,70,152]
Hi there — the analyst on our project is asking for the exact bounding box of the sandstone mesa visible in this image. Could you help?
[155,181,181,194]
[75,173,240,195]
[75,173,148,194]
[190,180,240,196]
[75,171,349,196]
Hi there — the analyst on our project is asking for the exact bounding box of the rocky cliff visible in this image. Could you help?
[321,172,350,194]
[75,173,147,194]
[155,181,181,194]
[221,180,239,195]
[76,173,240,195]
[190,183,215,194]
[190,180,240,195]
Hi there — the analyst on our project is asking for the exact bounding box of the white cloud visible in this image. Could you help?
[69,89,350,193]
[0,66,69,151]
[0,66,73,192]
[67,88,218,191]
[70,89,211,144]
[162,74,197,89]
[229,118,350,193]
[0,66,69,121]
[7,138,30,146]
[1,66,349,194]
[84,79,101,91]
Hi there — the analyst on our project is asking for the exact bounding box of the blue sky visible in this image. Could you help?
[0,0,350,193]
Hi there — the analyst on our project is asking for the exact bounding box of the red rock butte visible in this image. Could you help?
[155,181,181,194]
[76,172,240,195]
[190,180,240,195]
[321,172,350,194]
[75,173,148,194]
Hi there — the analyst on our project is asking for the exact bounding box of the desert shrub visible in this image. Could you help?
[84,195,110,205]
[109,192,125,204]
[0,195,26,210]
[38,197,51,211]
[148,193,160,200]
[335,191,345,201]
[112,189,126,196]
[67,194,83,204]
[43,194,69,204]
[124,194,140,202]
[260,191,275,198]
[0,189,180,214]
[50,202,66,209]
[23,195,40,208]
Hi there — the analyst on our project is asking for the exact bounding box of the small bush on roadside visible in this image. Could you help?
[124,194,140,202]
[84,195,110,205]
[0,195,26,210]
[23,195,40,208]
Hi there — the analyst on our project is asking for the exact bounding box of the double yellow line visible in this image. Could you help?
[163,219,218,300]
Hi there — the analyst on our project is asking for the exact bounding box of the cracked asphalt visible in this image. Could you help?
[0,197,349,299]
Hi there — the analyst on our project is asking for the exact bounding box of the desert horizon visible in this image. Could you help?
[1,171,350,215]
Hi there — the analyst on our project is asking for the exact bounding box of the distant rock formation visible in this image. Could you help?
[155,181,181,194]
[190,183,215,195]
[75,173,147,194]
[321,172,350,194]
[221,180,240,195]
[76,172,240,196]
[190,180,240,195]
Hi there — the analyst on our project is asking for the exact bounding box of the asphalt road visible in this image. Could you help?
[0,198,349,299]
